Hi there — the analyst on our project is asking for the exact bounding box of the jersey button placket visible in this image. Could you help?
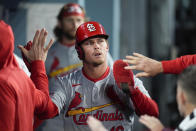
[92,85,98,102]
[91,84,98,115]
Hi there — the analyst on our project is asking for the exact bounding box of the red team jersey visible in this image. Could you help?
[0,20,59,131]
[0,20,55,131]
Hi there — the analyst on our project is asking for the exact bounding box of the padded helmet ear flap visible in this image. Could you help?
[75,45,84,60]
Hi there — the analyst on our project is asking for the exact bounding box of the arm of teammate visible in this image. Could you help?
[31,60,58,119]
[161,54,196,74]
[18,29,58,118]
[124,53,196,77]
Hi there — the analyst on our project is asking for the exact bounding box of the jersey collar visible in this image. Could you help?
[82,66,110,83]
[61,42,75,47]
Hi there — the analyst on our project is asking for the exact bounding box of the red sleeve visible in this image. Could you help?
[0,84,15,131]
[31,60,49,96]
[30,61,58,118]
[130,87,159,117]
[161,54,196,74]
[33,100,58,129]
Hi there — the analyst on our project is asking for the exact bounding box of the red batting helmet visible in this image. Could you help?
[75,21,109,60]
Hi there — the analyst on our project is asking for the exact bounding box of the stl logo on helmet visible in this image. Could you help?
[87,24,96,32]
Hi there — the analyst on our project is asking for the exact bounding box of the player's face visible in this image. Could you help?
[61,15,85,40]
[81,37,109,66]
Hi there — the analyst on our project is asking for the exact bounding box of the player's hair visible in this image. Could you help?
[53,4,88,42]
[177,65,196,105]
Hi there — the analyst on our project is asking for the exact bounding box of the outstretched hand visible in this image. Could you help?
[87,116,108,131]
[123,53,163,77]
[139,115,164,131]
[18,28,54,62]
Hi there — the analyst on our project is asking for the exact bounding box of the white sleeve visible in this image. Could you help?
[134,76,150,98]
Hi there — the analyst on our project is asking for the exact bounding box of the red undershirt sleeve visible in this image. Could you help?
[130,87,159,117]
[31,61,58,118]
[162,54,196,74]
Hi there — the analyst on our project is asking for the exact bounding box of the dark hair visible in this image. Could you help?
[53,4,88,42]
[177,65,196,104]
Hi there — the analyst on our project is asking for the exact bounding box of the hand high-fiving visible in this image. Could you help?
[123,53,163,77]
[18,28,54,62]
[87,116,108,131]
[139,115,164,131]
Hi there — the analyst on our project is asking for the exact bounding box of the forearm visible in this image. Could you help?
[131,87,159,117]
[34,100,58,129]
[31,60,58,117]
[162,54,196,74]
[31,60,49,96]
[36,99,58,119]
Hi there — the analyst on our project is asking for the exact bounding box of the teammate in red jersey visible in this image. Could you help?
[0,20,55,131]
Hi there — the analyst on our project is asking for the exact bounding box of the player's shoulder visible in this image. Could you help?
[60,69,82,82]
[0,68,29,86]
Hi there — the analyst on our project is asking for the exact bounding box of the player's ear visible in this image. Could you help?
[182,90,189,106]
[179,89,186,106]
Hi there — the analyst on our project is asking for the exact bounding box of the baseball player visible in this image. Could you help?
[22,21,159,131]
[43,3,114,130]
[45,3,114,84]
[123,53,196,77]
[23,22,159,131]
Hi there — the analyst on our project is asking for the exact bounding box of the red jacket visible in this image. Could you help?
[0,20,57,131]
[162,55,196,74]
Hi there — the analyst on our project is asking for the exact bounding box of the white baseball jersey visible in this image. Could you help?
[42,41,114,131]
[43,67,150,131]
